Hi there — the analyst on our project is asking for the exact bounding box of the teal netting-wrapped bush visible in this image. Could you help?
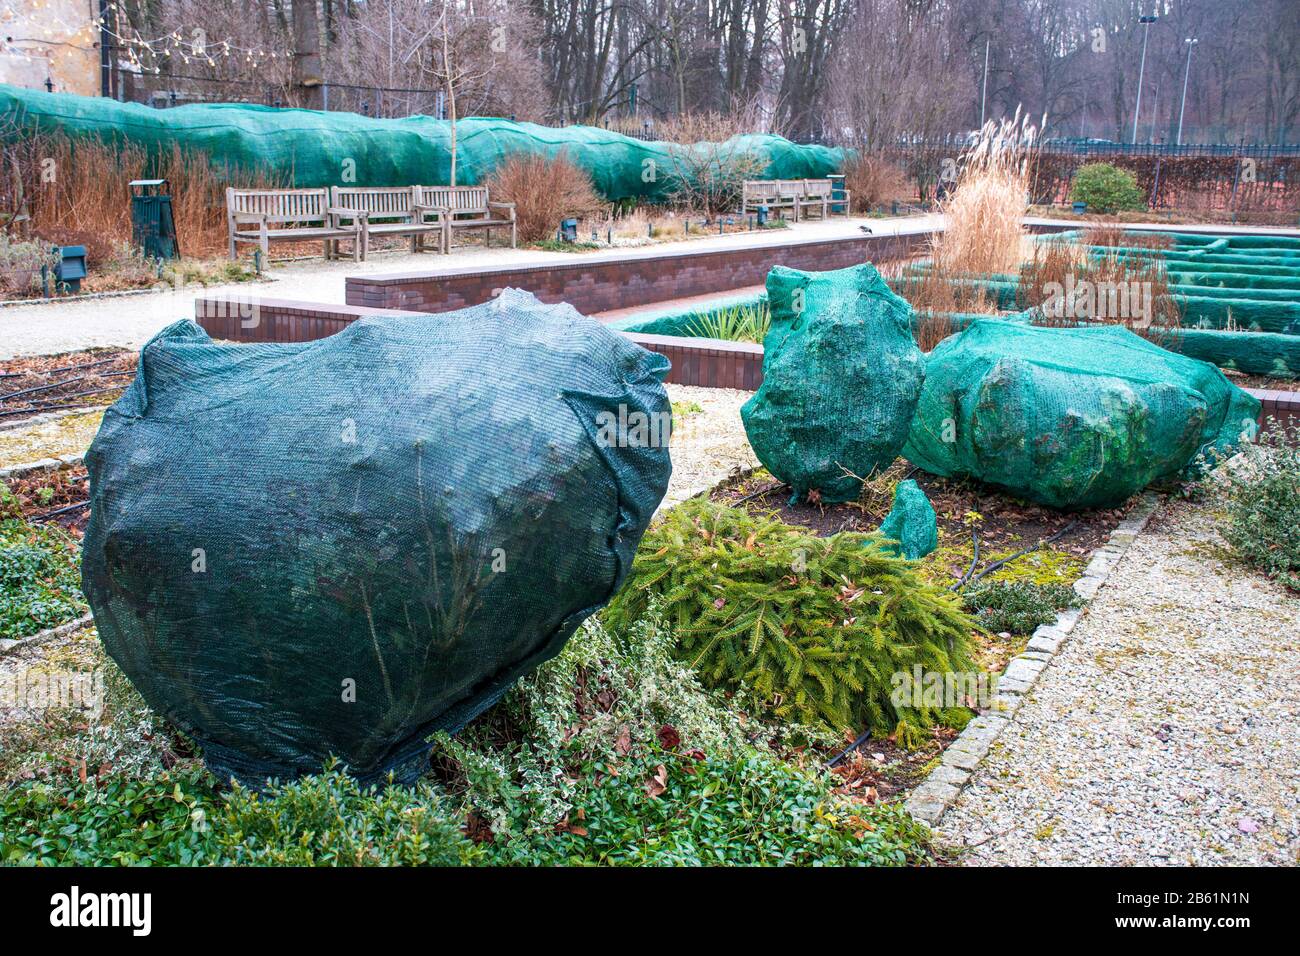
[876,480,938,560]
[904,319,1261,509]
[81,291,672,784]
[741,264,925,504]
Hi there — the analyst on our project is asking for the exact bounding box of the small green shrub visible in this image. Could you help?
[963,580,1082,635]
[1218,420,1300,589]
[478,745,930,866]
[686,302,772,343]
[0,765,477,866]
[1069,163,1146,214]
[435,613,931,865]
[0,516,87,640]
[602,499,977,738]
[215,766,478,866]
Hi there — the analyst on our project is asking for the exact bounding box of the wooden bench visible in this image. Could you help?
[226,187,367,261]
[414,185,516,248]
[741,179,848,221]
[330,186,448,256]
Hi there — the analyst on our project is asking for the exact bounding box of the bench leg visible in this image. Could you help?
[228,234,237,260]
[511,221,517,248]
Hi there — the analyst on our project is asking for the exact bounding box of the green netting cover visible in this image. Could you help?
[741,263,925,504]
[0,84,844,202]
[876,480,938,560]
[81,290,672,784]
[904,319,1260,509]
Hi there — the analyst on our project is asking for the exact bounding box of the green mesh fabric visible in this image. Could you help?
[904,319,1261,510]
[741,263,925,504]
[875,480,937,560]
[0,84,844,201]
[80,290,672,785]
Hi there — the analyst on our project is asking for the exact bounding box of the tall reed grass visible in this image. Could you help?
[931,111,1038,276]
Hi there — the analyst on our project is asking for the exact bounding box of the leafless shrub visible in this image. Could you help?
[485,152,606,243]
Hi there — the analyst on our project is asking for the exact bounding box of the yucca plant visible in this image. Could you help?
[685,302,772,343]
[603,500,978,744]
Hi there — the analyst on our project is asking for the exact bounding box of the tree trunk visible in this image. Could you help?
[292,0,324,109]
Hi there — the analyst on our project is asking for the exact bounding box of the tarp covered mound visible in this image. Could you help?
[0,84,845,201]
[904,319,1261,509]
[742,263,925,504]
[81,290,672,784]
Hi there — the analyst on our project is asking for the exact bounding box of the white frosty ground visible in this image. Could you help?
[937,495,1300,866]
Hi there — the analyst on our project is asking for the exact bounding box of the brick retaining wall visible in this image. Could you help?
[193,293,1298,434]
[343,231,927,314]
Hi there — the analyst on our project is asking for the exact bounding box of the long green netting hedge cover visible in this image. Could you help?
[81,290,672,785]
[0,84,844,201]
[904,319,1260,509]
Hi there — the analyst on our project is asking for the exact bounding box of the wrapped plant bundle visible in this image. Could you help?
[741,263,925,504]
[81,291,672,784]
[905,319,1260,509]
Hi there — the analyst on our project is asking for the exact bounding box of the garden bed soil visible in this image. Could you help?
[711,465,1133,585]
[0,348,136,424]
[4,462,90,538]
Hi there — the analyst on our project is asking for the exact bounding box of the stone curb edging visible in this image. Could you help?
[0,452,85,483]
[903,491,1164,827]
[0,612,95,657]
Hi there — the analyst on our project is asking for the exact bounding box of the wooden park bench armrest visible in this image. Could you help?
[488,201,516,210]
[328,206,369,221]
[231,212,268,226]
[412,203,450,215]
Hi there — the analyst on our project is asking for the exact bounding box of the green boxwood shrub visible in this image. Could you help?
[601,499,977,741]
[1069,163,1146,214]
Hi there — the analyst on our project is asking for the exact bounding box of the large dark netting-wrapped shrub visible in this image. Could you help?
[81,290,672,785]
[904,319,1261,509]
[741,263,925,503]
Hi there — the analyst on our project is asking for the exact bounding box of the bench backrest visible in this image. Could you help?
[331,186,417,221]
[226,188,330,225]
[802,179,833,198]
[743,181,779,201]
[416,185,490,215]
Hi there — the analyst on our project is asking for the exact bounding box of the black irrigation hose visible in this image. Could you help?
[950,530,980,591]
[31,500,89,522]
[826,727,874,769]
[0,375,88,403]
[963,520,1080,589]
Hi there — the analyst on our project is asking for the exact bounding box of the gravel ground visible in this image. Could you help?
[661,384,757,511]
[937,494,1300,866]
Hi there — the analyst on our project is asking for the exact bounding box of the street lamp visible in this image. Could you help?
[1131,14,1157,144]
[1176,37,1198,147]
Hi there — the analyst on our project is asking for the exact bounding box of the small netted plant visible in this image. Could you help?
[601,499,978,741]
[1069,163,1146,214]
[962,580,1083,636]
[1216,419,1300,590]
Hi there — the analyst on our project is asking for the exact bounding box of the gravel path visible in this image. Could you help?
[661,384,757,512]
[937,495,1300,866]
